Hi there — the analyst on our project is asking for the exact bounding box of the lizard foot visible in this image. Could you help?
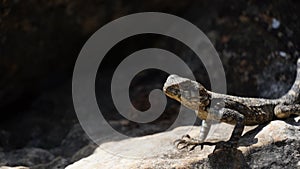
[174,135,238,152]
[174,134,205,151]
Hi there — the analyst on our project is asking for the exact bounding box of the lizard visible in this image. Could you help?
[163,58,300,151]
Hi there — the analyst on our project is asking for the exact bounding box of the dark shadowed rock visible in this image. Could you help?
[58,124,92,158]
[31,157,69,169]
[0,148,54,167]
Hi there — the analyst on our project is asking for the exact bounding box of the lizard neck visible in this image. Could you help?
[195,107,208,120]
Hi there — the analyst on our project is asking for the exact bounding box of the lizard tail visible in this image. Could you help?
[280,58,300,103]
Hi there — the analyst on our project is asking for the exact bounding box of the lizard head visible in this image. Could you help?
[163,74,210,110]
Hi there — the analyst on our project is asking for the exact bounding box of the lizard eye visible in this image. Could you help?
[166,87,181,96]
[173,89,181,96]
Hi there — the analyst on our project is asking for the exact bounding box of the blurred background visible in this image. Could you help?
[0,0,299,168]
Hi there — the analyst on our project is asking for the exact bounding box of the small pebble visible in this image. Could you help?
[272,18,280,29]
[279,51,287,58]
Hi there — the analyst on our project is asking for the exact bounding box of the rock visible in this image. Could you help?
[31,157,69,169]
[58,124,93,158]
[70,144,98,163]
[0,148,54,167]
[0,167,29,169]
[66,117,300,169]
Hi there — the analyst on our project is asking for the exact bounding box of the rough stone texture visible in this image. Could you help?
[31,157,69,169]
[66,117,300,169]
[56,124,92,158]
[0,148,54,167]
[0,122,94,168]
[0,167,29,169]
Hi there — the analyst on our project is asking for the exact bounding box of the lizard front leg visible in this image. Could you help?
[199,119,212,141]
[175,106,219,151]
[175,119,212,150]
[175,108,245,151]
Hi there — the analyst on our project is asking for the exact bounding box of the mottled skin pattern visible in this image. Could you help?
[163,58,300,151]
